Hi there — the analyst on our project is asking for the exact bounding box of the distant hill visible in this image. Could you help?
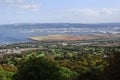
[1,23,120,29]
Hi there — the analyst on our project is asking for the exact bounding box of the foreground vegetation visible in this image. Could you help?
[0,41,120,80]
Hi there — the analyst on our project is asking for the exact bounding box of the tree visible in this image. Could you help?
[59,67,78,80]
[0,66,13,80]
[0,66,7,80]
[13,58,76,80]
[104,52,120,80]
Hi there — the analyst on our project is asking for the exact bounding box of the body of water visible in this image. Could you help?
[0,24,120,44]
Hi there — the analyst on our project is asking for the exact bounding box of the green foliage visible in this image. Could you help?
[104,52,120,80]
[0,66,7,80]
[59,67,78,80]
[13,58,76,80]
[0,66,13,80]
[1,43,120,80]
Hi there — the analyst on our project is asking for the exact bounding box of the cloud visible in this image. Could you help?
[16,0,24,3]
[66,8,120,17]
[20,4,39,11]
[99,8,120,15]
[50,8,120,23]
[1,0,39,11]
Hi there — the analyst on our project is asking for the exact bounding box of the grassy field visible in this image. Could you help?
[28,34,120,42]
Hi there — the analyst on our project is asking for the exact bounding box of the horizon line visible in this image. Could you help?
[1,22,120,25]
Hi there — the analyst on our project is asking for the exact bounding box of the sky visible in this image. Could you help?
[0,0,120,24]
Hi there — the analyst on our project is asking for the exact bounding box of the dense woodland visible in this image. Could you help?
[0,41,120,80]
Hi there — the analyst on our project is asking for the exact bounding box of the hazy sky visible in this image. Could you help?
[0,0,120,24]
